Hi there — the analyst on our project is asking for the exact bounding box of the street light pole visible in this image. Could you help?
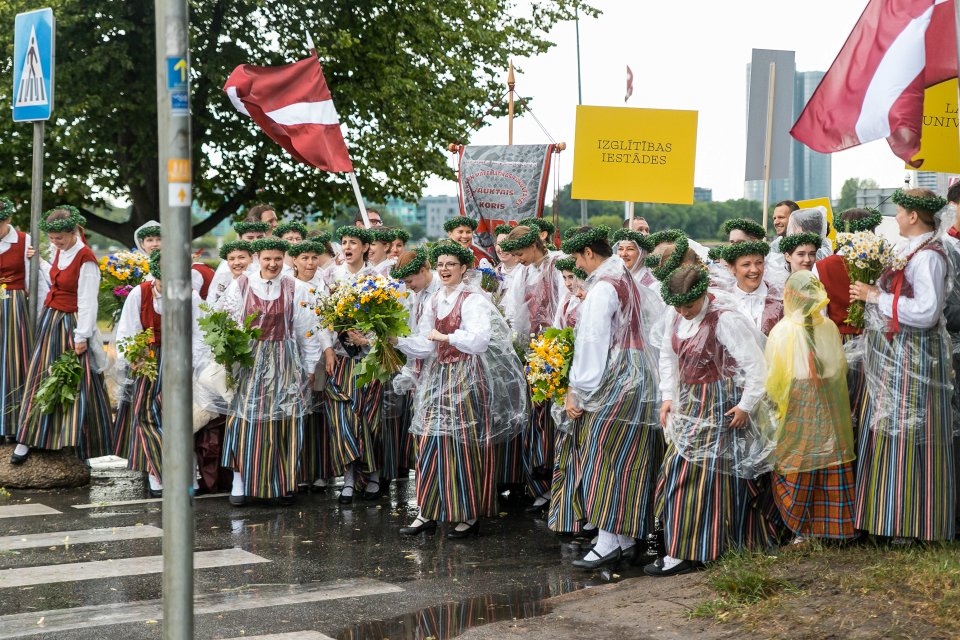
[155,0,194,637]
[574,7,587,226]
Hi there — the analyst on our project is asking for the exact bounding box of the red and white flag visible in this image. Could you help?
[224,55,354,172]
[625,65,634,103]
[790,0,956,166]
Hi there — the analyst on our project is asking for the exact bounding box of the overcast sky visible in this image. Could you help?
[424,0,915,201]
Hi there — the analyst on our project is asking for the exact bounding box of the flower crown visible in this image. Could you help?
[148,250,163,280]
[233,221,271,236]
[720,217,766,241]
[371,228,398,244]
[499,226,540,252]
[273,221,308,239]
[287,240,326,257]
[429,241,474,267]
[390,247,429,280]
[561,225,611,255]
[335,225,374,244]
[517,216,556,235]
[494,223,515,236]
[219,240,253,260]
[443,216,478,233]
[39,206,86,233]
[136,225,162,241]
[841,208,883,233]
[719,240,769,264]
[554,256,587,280]
[0,197,16,220]
[779,232,822,255]
[394,228,411,243]
[891,189,946,214]
[660,265,709,307]
[645,229,689,281]
[250,238,289,254]
[612,228,652,252]
[308,231,332,245]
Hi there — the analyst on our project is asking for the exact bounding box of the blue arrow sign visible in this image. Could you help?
[12,8,55,122]
[167,57,188,90]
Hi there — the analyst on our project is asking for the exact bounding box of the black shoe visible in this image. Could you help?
[229,495,246,506]
[446,521,481,539]
[147,488,163,499]
[642,557,701,577]
[572,547,621,570]
[399,518,438,536]
[9,449,28,465]
[524,500,549,514]
[362,481,388,501]
[338,490,354,505]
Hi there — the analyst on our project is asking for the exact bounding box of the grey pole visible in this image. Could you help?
[28,121,43,328]
[574,8,587,226]
[155,0,194,637]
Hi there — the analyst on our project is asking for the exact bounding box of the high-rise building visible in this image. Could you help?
[910,170,958,194]
[693,187,713,203]
[744,70,832,205]
[420,195,462,238]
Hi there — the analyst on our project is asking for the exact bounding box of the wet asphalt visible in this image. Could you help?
[0,468,651,639]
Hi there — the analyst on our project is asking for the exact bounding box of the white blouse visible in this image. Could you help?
[398,284,492,359]
[876,232,947,329]
[568,279,619,394]
[730,281,769,331]
[115,283,208,369]
[51,240,100,344]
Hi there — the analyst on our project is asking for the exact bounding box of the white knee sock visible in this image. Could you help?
[618,534,636,550]
[13,444,29,456]
[192,454,199,490]
[589,529,619,557]
[231,471,244,497]
[342,466,356,497]
[148,474,163,491]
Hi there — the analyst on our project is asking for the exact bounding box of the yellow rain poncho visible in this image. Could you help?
[764,271,856,474]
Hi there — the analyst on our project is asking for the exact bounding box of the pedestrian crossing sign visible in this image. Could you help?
[12,8,55,122]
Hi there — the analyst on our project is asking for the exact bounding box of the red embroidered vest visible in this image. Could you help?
[0,230,27,290]
[671,303,738,385]
[138,281,162,345]
[435,290,472,364]
[192,263,215,299]
[45,245,98,313]
[816,254,858,335]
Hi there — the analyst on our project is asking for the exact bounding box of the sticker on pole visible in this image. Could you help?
[13,8,55,122]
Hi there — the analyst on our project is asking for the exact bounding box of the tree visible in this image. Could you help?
[0,0,595,245]
[837,177,880,212]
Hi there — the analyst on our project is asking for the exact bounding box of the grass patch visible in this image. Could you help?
[690,551,800,620]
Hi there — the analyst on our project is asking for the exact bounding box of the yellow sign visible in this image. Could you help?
[167,158,191,183]
[909,79,960,174]
[572,106,698,205]
[795,197,836,246]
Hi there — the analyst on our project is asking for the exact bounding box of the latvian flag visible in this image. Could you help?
[224,55,354,172]
[790,0,956,166]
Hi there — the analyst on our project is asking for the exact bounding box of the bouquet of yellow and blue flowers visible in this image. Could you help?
[117,328,159,381]
[310,273,410,387]
[525,327,575,404]
[98,251,151,326]
[835,231,895,329]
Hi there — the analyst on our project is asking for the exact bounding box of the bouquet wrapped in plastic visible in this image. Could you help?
[310,273,410,387]
[197,303,262,389]
[477,267,503,295]
[525,327,574,404]
[98,251,151,326]
[116,328,158,381]
[834,231,895,329]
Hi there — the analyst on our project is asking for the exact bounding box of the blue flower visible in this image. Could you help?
[545,365,553,373]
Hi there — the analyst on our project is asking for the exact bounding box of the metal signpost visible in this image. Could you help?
[155,0,194,637]
[12,8,55,327]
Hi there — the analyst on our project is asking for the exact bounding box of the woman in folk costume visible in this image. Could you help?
[323,226,387,503]
[517,216,558,251]
[366,228,399,278]
[133,221,163,258]
[210,220,270,291]
[501,225,566,514]
[779,232,822,274]
[561,226,663,569]
[0,198,44,440]
[112,251,207,497]
[215,238,320,505]
[493,224,521,308]
[765,271,857,543]
[646,265,777,577]
[395,242,527,538]
[274,221,307,274]
[722,218,766,244]
[784,207,833,261]
[612,228,658,292]
[715,241,784,336]
[444,216,493,270]
[849,188,956,542]
[551,258,585,331]
[11,207,112,464]
[390,229,409,259]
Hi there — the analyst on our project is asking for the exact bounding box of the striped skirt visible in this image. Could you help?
[496,435,524,486]
[774,464,856,539]
[855,327,955,540]
[656,379,779,562]
[380,384,413,480]
[16,309,112,459]
[548,429,581,533]
[572,354,663,538]
[113,362,163,479]
[841,332,866,442]
[222,341,307,499]
[0,289,32,436]
[521,400,554,498]
[324,355,383,475]
[299,393,336,484]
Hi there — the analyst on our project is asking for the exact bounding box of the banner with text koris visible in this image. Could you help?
[572,106,698,205]
[457,144,555,221]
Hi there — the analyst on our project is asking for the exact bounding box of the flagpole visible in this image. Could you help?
[575,7,588,226]
[761,61,776,232]
[305,31,371,229]
[955,0,960,166]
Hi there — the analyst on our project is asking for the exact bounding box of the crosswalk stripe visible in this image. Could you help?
[227,633,336,640]
[0,577,402,639]
[0,504,60,519]
[0,525,163,551]
[0,548,268,588]
[72,493,229,509]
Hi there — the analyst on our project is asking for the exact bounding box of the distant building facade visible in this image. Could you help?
[420,195,462,238]
[693,187,713,203]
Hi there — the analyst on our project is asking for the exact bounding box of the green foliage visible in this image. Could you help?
[116,328,158,381]
[197,304,263,389]
[30,351,83,417]
[0,0,596,245]
[690,551,798,621]
[837,177,879,212]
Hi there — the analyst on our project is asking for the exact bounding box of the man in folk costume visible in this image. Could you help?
[850,188,956,542]
[214,238,321,505]
[444,216,492,270]
[0,198,43,441]
[12,207,112,464]
[562,226,663,569]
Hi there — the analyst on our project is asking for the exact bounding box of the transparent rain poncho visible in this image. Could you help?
[765,271,856,474]
[198,274,319,422]
[567,256,661,430]
[502,251,566,348]
[406,282,529,444]
[858,235,957,440]
[785,206,833,260]
[658,293,776,479]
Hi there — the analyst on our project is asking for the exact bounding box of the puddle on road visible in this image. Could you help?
[336,576,584,640]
